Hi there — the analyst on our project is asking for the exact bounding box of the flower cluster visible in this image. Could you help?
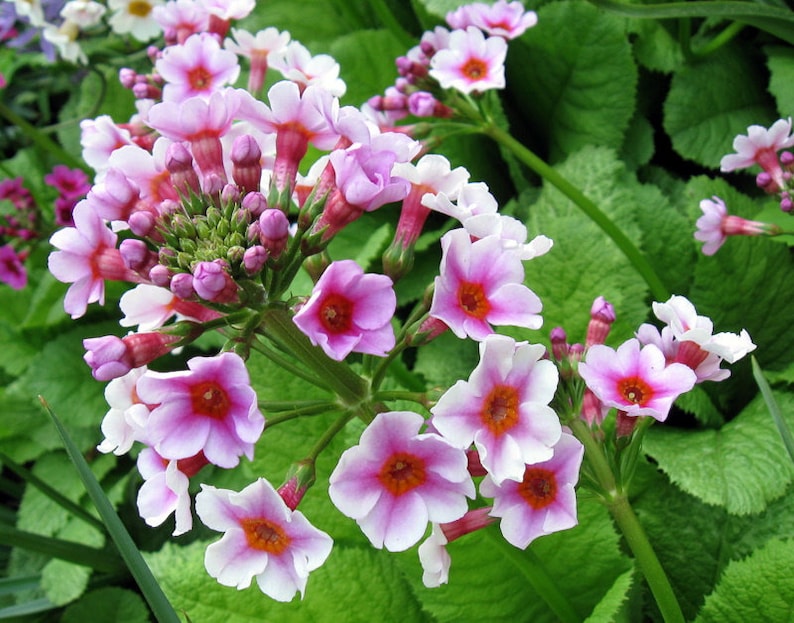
[694,118,794,255]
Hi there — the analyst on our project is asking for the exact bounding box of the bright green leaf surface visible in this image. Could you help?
[694,538,794,623]
[506,1,637,162]
[765,45,794,117]
[643,391,794,515]
[61,588,149,623]
[664,45,776,168]
[583,567,634,623]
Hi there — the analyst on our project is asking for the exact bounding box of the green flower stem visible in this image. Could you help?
[607,495,684,623]
[249,338,333,392]
[307,411,358,463]
[568,421,684,623]
[0,101,87,172]
[487,530,583,623]
[261,306,370,408]
[259,399,339,412]
[480,123,670,302]
[694,21,745,56]
[752,356,794,465]
[373,390,429,407]
[262,403,341,427]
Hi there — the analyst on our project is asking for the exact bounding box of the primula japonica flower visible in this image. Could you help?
[694,196,778,255]
[431,334,561,484]
[136,447,194,536]
[635,324,730,384]
[720,118,794,190]
[480,432,584,549]
[195,478,333,602]
[224,27,291,93]
[0,245,27,290]
[135,351,265,468]
[446,0,538,39]
[578,339,697,422]
[97,366,151,455]
[328,411,475,552]
[156,32,241,102]
[48,201,140,319]
[83,332,182,381]
[651,295,756,365]
[429,26,507,95]
[430,228,543,341]
[292,259,396,361]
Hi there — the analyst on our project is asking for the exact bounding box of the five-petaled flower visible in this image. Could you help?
[328,411,475,552]
[195,478,333,602]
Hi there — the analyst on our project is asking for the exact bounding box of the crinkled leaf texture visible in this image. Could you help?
[643,390,794,515]
[694,538,794,623]
[60,588,149,623]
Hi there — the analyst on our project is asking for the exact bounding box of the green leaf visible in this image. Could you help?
[147,540,430,622]
[40,520,105,606]
[328,29,407,107]
[41,400,181,623]
[413,330,479,389]
[61,588,150,623]
[630,19,683,73]
[506,0,638,162]
[520,146,649,346]
[583,567,634,623]
[663,45,777,168]
[694,538,794,623]
[765,45,794,118]
[643,390,794,515]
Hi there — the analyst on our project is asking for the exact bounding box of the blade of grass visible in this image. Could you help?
[40,397,182,623]
[0,524,121,573]
[0,452,106,533]
[0,598,56,619]
[751,356,794,464]
[0,575,40,596]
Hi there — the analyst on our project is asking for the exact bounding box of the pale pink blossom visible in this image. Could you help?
[97,367,151,455]
[136,352,265,468]
[429,26,507,94]
[446,1,538,39]
[270,40,346,97]
[695,196,777,255]
[195,478,333,601]
[329,411,475,552]
[83,332,182,381]
[61,1,106,28]
[120,283,221,330]
[80,115,135,172]
[480,433,583,549]
[152,0,210,44]
[48,201,140,318]
[720,118,794,189]
[578,339,697,421]
[292,260,396,361]
[431,334,560,483]
[106,140,180,208]
[156,33,240,102]
[430,229,543,340]
[136,448,194,536]
[635,324,730,384]
[224,27,291,93]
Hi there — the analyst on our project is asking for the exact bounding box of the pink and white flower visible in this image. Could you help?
[292,260,396,361]
[136,447,195,536]
[446,0,538,39]
[195,478,333,602]
[97,366,151,455]
[0,245,27,290]
[429,26,507,94]
[431,334,560,484]
[152,0,210,44]
[578,338,697,421]
[107,0,164,41]
[720,118,794,189]
[48,201,140,319]
[156,33,240,103]
[695,196,778,256]
[480,433,583,549]
[135,352,265,468]
[80,115,135,172]
[430,229,543,341]
[224,27,291,93]
[269,40,346,97]
[328,411,475,552]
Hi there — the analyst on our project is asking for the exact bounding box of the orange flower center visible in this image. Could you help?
[458,282,490,319]
[378,452,427,496]
[617,376,653,406]
[128,1,153,17]
[517,467,557,510]
[188,66,213,90]
[190,381,230,419]
[461,58,488,80]
[241,518,290,554]
[319,293,353,333]
[481,384,520,434]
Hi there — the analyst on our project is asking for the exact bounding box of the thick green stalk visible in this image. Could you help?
[568,420,684,623]
[607,495,685,623]
[260,306,370,408]
[480,123,670,302]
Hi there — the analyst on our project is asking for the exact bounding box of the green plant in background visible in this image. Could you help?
[1,0,794,622]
